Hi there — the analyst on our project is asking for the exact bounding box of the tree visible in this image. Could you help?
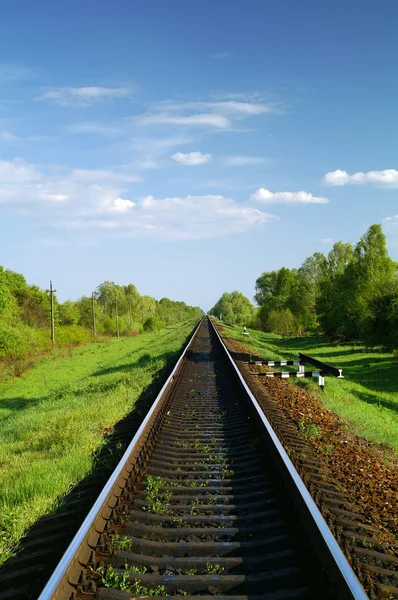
[293,253,327,331]
[59,300,80,325]
[254,271,279,306]
[210,291,255,325]
[317,226,397,340]
[124,283,140,326]
[255,268,298,330]
[13,285,50,328]
[317,242,354,338]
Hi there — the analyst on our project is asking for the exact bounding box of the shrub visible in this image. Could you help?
[264,308,299,336]
[0,320,42,377]
[144,317,164,332]
[103,316,116,336]
[363,292,398,350]
[55,325,93,347]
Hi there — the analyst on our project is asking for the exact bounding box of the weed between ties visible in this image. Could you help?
[143,475,172,515]
[97,563,167,595]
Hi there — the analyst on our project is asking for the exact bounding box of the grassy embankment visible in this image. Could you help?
[218,321,398,455]
[0,320,197,565]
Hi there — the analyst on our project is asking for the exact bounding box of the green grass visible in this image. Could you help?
[218,321,398,455]
[0,320,197,565]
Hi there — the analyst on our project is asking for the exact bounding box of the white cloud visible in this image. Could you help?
[320,237,334,245]
[223,155,268,166]
[136,98,275,131]
[0,63,34,81]
[39,86,131,107]
[0,131,19,142]
[381,216,398,248]
[0,159,137,214]
[0,157,276,241]
[323,168,398,188]
[211,51,230,60]
[160,101,273,116]
[0,158,41,183]
[53,193,275,240]
[103,197,135,213]
[137,113,231,129]
[251,188,328,204]
[210,101,272,115]
[0,131,50,143]
[71,169,142,183]
[171,151,212,166]
[133,193,276,240]
[201,179,259,191]
[68,121,123,136]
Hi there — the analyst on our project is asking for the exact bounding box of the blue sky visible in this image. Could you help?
[1,0,398,310]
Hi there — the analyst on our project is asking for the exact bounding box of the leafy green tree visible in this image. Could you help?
[293,253,327,331]
[266,308,299,336]
[255,268,298,330]
[124,283,140,325]
[210,291,255,325]
[13,285,50,328]
[59,300,80,325]
[144,316,164,332]
[254,271,279,306]
[317,242,354,338]
[362,291,398,349]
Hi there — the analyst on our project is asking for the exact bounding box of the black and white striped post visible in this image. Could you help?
[254,370,325,389]
[246,354,342,391]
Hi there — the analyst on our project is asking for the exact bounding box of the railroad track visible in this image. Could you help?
[17,318,368,599]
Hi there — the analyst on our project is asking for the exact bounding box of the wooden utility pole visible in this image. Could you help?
[128,298,132,327]
[92,292,96,339]
[115,294,120,338]
[47,280,57,344]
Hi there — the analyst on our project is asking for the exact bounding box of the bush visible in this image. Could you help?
[103,316,116,336]
[0,320,42,377]
[124,321,143,336]
[55,325,93,347]
[263,308,299,336]
[144,317,164,332]
[363,292,398,350]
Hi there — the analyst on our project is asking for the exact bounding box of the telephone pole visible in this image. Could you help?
[46,281,57,344]
[128,298,132,327]
[115,294,120,339]
[92,292,96,339]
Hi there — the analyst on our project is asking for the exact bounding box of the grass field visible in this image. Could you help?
[0,320,197,565]
[218,321,398,455]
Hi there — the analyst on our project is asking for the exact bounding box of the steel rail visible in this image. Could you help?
[209,318,368,600]
[299,352,344,378]
[38,318,203,600]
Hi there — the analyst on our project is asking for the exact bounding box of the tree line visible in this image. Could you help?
[210,224,398,348]
[209,291,256,326]
[0,269,202,377]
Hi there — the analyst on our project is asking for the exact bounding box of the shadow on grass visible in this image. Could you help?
[354,390,398,414]
[0,327,195,600]
[91,350,176,378]
[0,395,45,413]
[347,363,398,394]
[336,356,394,368]
[0,352,178,420]
[304,348,388,359]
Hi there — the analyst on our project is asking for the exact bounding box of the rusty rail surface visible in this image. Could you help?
[24,318,367,599]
